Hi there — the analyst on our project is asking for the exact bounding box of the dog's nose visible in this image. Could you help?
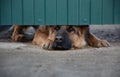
[55,36,63,42]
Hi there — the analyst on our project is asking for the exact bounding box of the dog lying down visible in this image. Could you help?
[11,25,110,50]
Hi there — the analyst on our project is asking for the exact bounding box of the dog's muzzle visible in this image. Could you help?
[53,30,72,50]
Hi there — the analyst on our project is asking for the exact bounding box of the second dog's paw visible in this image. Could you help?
[12,34,27,42]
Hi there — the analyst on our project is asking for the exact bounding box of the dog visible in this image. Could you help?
[11,25,110,50]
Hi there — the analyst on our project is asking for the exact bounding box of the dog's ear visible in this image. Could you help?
[39,25,48,33]
[38,25,55,36]
[78,25,89,34]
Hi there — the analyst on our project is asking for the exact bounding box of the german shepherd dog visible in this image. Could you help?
[11,25,110,50]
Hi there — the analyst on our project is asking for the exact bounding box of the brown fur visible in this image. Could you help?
[11,25,110,50]
[11,25,28,42]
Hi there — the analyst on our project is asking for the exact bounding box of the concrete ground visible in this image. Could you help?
[0,42,120,77]
[0,25,120,77]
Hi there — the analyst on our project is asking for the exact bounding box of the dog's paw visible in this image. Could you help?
[12,34,27,42]
[42,39,53,50]
[95,40,110,48]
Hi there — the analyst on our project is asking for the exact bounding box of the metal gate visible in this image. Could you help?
[0,0,120,25]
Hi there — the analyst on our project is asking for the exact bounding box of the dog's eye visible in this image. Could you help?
[55,26,60,31]
[67,27,74,32]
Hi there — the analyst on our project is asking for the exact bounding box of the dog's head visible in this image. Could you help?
[50,26,87,50]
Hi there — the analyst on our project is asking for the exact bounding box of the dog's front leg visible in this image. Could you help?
[33,26,55,50]
[87,32,110,47]
[42,27,55,50]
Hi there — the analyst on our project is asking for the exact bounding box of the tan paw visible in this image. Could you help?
[12,34,26,42]
[96,40,110,48]
[42,39,53,50]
